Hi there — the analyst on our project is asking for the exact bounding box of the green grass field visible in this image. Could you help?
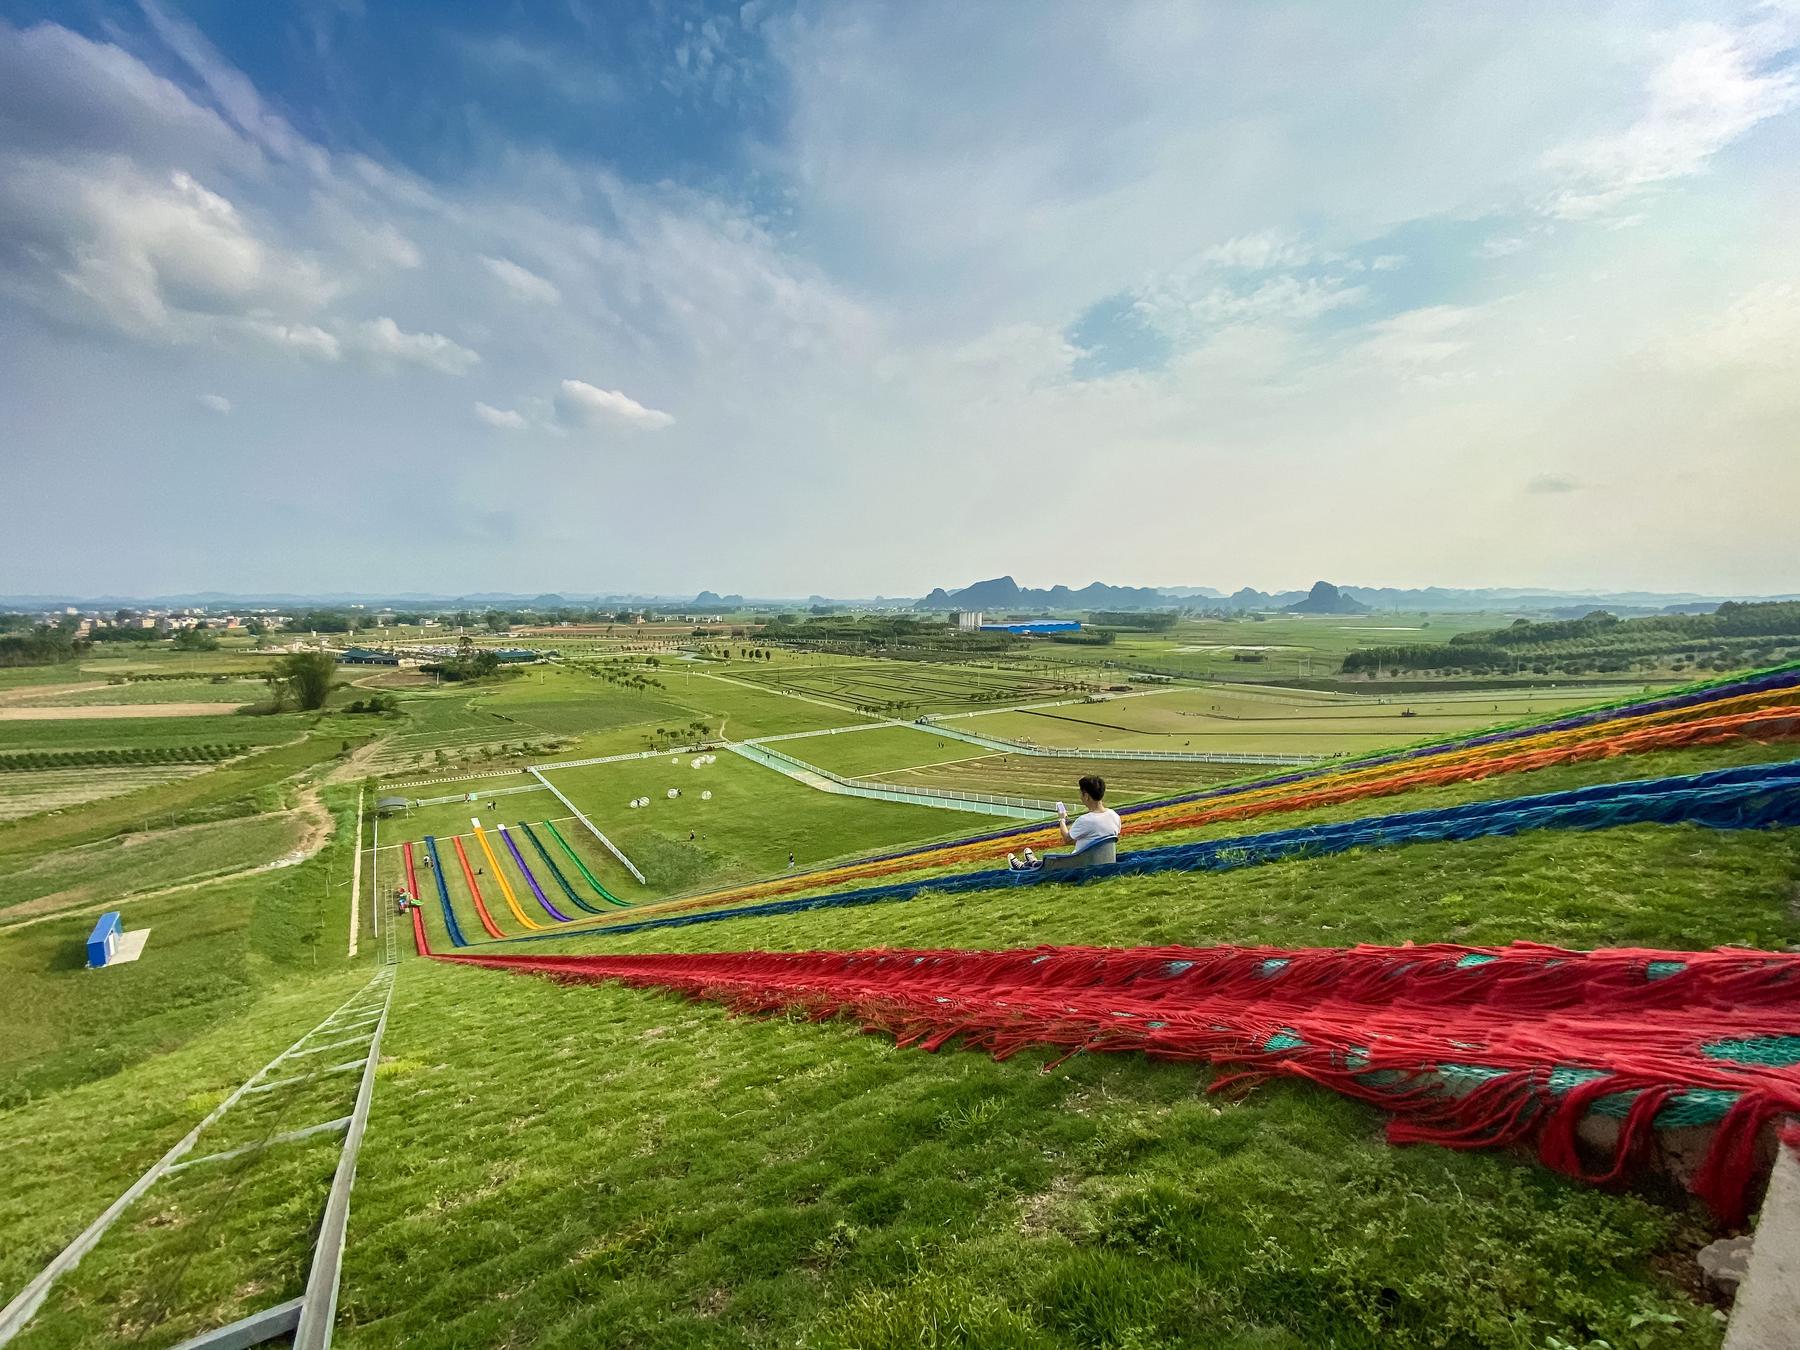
[771,724,984,776]
[771,724,1242,803]
[870,754,1245,803]
[538,753,972,897]
[0,766,216,822]
[9,679,266,707]
[0,641,1793,1348]
[0,811,310,923]
[0,713,307,753]
[728,655,1081,715]
[965,684,1642,756]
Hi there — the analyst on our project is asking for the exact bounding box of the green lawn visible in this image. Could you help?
[0,714,307,753]
[0,766,216,823]
[0,811,310,921]
[0,792,367,1105]
[513,753,973,900]
[730,656,1079,715]
[16,679,265,707]
[319,955,1723,1350]
[651,667,881,738]
[0,734,357,861]
[966,682,1640,756]
[773,724,980,776]
[0,658,1791,1349]
[872,754,1244,804]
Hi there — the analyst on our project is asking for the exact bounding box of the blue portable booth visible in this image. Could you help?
[87,912,123,968]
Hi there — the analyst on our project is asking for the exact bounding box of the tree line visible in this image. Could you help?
[1341,603,1800,676]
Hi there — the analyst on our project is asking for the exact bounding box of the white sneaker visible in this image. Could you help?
[1007,853,1022,870]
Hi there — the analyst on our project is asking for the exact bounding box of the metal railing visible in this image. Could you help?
[0,970,397,1349]
[726,741,1056,818]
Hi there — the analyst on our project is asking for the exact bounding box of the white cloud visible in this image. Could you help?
[481,255,560,304]
[1195,230,1318,272]
[1545,22,1800,219]
[243,319,341,361]
[0,159,334,337]
[3,6,1799,599]
[474,401,528,430]
[1141,272,1368,340]
[0,19,253,172]
[354,317,479,374]
[555,379,674,430]
[197,392,231,414]
[1355,305,1481,368]
[137,0,326,172]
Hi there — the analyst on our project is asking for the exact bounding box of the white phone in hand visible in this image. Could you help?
[1056,801,1068,817]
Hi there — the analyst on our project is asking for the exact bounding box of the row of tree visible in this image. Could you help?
[0,744,245,770]
[1343,603,1800,675]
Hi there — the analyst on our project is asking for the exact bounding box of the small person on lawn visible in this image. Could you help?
[1009,775,1121,871]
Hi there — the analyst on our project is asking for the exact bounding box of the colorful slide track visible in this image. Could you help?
[498,823,572,922]
[420,835,468,948]
[402,840,420,901]
[518,821,605,915]
[433,939,1800,1224]
[675,665,1800,915]
[468,824,542,931]
[450,834,512,938]
[481,759,1800,946]
[542,819,630,907]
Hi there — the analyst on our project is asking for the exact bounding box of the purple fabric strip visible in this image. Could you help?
[499,824,572,922]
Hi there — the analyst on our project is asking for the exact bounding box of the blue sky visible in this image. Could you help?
[2,1,1797,597]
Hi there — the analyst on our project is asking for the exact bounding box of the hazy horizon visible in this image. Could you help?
[3,2,1797,597]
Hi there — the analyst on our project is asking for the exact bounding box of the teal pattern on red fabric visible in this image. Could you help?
[429,939,1800,1223]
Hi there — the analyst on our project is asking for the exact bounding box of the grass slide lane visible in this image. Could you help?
[518,821,605,915]
[449,834,512,939]
[469,824,543,932]
[420,835,469,947]
[402,840,420,900]
[542,819,631,907]
[498,823,573,922]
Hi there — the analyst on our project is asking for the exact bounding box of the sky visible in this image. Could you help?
[2,0,1797,599]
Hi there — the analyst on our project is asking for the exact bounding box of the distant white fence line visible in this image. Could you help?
[725,741,1054,820]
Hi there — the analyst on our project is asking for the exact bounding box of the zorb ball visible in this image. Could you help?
[701,790,712,800]
[667,787,679,799]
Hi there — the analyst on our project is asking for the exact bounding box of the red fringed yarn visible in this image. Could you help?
[432,940,1800,1223]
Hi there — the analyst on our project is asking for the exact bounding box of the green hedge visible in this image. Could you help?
[0,744,247,772]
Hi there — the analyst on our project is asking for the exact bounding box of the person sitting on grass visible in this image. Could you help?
[1008,775,1121,871]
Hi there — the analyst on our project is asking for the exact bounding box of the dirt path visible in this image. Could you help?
[0,702,247,720]
[326,732,398,785]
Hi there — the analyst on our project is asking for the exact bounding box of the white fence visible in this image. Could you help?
[726,741,1055,820]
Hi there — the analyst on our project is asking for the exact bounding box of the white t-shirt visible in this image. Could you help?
[1066,807,1121,850]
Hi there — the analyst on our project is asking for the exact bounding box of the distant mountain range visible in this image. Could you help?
[4,579,1795,616]
[917,576,1798,616]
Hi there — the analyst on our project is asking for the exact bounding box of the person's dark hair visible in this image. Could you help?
[1078,774,1105,802]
